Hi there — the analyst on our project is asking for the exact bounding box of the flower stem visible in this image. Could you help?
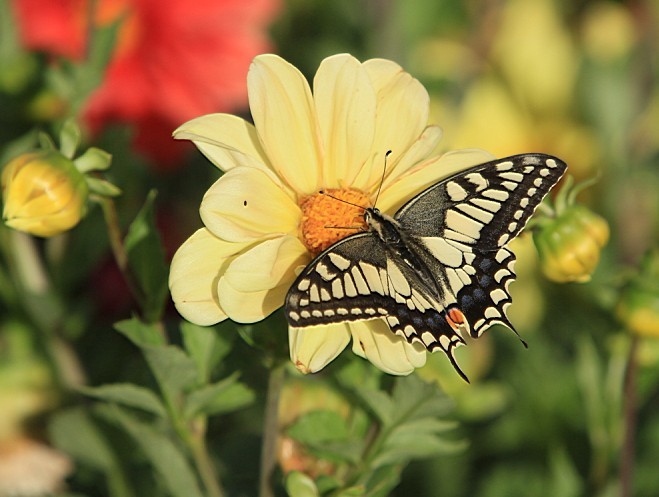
[99,196,128,270]
[7,231,86,389]
[189,420,225,497]
[98,196,147,313]
[620,335,639,497]
[259,363,285,497]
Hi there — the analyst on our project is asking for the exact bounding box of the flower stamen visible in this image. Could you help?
[298,188,371,255]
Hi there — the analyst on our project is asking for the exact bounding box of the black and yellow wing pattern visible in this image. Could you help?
[285,153,567,380]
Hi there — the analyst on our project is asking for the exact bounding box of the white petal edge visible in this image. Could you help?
[201,166,301,243]
[169,228,249,326]
[248,54,322,195]
[349,320,427,375]
[289,323,351,374]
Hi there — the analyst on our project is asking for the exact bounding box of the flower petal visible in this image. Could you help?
[313,54,376,188]
[289,323,351,374]
[201,166,300,242]
[216,276,289,323]
[223,235,310,292]
[173,113,271,170]
[381,125,443,187]
[353,58,430,190]
[377,148,496,214]
[169,228,249,326]
[349,320,427,375]
[248,54,322,194]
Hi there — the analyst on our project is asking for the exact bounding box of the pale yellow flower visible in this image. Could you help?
[169,53,493,375]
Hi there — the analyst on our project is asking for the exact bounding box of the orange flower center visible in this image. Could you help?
[299,188,371,256]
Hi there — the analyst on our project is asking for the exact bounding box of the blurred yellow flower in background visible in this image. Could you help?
[414,0,600,179]
[169,53,494,375]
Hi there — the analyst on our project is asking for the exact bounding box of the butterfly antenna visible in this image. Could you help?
[373,150,392,208]
[319,191,367,210]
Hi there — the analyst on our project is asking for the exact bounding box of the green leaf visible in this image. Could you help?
[99,404,204,497]
[288,410,350,445]
[183,373,254,418]
[548,447,583,497]
[37,131,56,151]
[79,383,167,417]
[352,387,393,426]
[372,434,464,468]
[85,16,122,80]
[67,16,121,112]
[361,464,402,497]
[307,440,364,465]
[287,411,363,464]
[181,322,234,382]
[49,408,135,497]
[315,475,342,495]
[357,375,462,470]
[114,317,166,347]
[335,488,367,497]
[285,471,320,497]
[59,118,81,159]
[124,190,169,322]
[389,374,453,424]
[143,345,199,406]
[49,407,117,471]
[87,177,122,197]
[74,147,112,172]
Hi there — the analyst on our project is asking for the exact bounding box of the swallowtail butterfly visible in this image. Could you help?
[285,154,567,380]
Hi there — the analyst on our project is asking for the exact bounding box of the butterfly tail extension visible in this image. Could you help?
[386,306,470,382]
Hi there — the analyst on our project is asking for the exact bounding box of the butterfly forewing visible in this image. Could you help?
[286,233,391,326]
[395,153,567,248]
[285,153,567,380]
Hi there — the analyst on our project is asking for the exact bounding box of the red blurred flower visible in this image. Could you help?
[12,0,281,169]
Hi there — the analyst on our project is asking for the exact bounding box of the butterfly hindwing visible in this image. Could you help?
[286,233,392,327]
[286,231,470,377]
[456,247,517,338]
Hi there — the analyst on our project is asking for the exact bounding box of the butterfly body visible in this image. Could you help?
[286,153,567,380]
[365,208,445,302]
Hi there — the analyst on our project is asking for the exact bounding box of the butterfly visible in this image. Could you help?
[285,154,567,381]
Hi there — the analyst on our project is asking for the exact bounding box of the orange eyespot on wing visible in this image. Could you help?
[447,308,467,330]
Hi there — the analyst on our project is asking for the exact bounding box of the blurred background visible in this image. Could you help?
[1,0,659,496]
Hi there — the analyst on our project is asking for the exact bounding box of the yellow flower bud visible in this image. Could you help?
[1,151,88,237]
[617,250,659,338]
[534,205,609,283]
